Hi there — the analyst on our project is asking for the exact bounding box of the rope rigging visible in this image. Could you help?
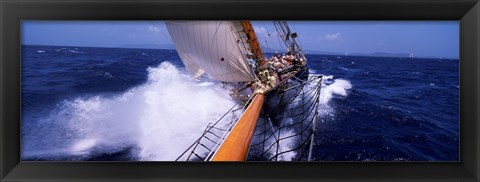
[175,75,323,161]
[248,75,322,161]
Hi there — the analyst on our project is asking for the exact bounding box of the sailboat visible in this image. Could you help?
[165,21,322,161]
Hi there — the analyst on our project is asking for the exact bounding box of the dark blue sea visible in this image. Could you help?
[21,45,459,161]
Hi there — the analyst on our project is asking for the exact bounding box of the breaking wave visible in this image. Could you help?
[22,62,236,161]
[319,75,352,105]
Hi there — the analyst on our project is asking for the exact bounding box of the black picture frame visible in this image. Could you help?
[1,0,479,181]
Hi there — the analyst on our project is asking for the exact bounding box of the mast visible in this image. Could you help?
[210,21,304,161]
[209,21,268,161]
[273,21,305,58]
[240,21,265,65]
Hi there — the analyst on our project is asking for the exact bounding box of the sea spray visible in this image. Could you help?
[263,75,352,160]
[298,74,352,118]
[22,62,237,161]
[136,63,237,160]
[319,78,352,105]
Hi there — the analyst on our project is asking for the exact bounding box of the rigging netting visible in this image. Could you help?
[248,75,322,161]
[175,75,323,161]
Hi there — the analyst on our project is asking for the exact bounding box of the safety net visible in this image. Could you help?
[176,75,323,161]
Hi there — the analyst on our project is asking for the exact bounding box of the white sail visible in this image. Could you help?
[166,21,255,82]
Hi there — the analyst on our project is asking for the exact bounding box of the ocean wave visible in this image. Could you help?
[22,62,237,161]
[319,75,353,105]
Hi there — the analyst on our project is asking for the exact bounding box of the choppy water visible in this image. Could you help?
[21,45,459,161]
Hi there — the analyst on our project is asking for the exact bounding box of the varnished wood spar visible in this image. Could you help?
[240,20,265,65]
[211,93,265,161]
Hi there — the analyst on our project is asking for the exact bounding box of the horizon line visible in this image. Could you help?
[22,44,459,60]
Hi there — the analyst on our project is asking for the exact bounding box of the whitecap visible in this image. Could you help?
[21,62,237,161]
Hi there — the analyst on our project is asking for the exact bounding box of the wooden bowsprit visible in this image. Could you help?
[210,93,265,161]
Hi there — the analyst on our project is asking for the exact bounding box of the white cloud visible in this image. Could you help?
[324,32,341,40]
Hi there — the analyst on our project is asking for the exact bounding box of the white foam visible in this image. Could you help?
[69,50,83,53]
[277,129,297,161]
[22,62,236,161]
[276,117,298,161]
[263,76,352,160]
[301,75,352,121]
[70,138,98,154]
[197,82,214,87]
[319,78,352,104]
[262,118,297,161]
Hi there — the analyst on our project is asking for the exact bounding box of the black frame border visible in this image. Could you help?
[1,0,479,181]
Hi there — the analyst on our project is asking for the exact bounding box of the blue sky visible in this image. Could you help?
[22,21,459,59]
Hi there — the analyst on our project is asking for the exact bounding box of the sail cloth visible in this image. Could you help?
[166,21,256,82]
